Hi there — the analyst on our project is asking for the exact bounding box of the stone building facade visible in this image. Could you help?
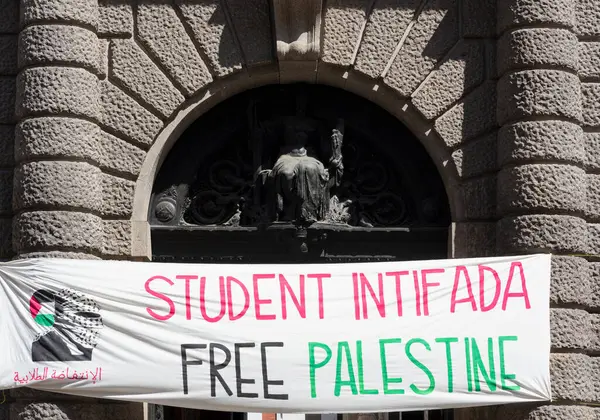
[1,0,600,419]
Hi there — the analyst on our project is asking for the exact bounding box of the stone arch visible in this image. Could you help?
[130,68,463,259]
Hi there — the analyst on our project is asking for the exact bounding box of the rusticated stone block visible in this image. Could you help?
[497,28,578,76]
[385,0,458,97]
[16,251,101,260]
[551,256,591,307]
[576,0,600,38]
[581,83,600,127]
[98,130,145,178]
[176,0,243,77]
[452,222,495,257]
[98,0,133,37]
[586,133,600,171]
[321,0,370,67]
[137,2,212,96]
[16,67,99,120]
[0,77,15,124]
[14,211,103,254]
[586,223,600,256]
[98,38,109,79]
[19,25,99,74]
[22,0,98,28]
[579,42,600,82]
[589,262,600,309]
[495,405,600,420]
[497,0,575,34]
[497,70,581,125]
[451,132,497,179]
[497,164,585,215]
[99,81,163,148]
[0,0,19,33]
[110,39,184,119]
[587,174,600,221]
[498,121,584,166]
[551,308,597,352]
[14,161,101,212]
[226,0,273,66]
[461,0,495,38]
[102,174,134,217]
[434,81,496,148]
[16,117,100,163]
[0,35,17,75]
[461,176,496,220]
[497,215,586,254]
[412,40,484,120]
[10,402,144,420]
[354,0,420,78]
[103,220,131,256]
[550,353,598,403]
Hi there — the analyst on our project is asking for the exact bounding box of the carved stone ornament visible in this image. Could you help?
[272,0,322,61]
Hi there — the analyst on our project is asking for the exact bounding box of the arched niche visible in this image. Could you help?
[148,84,451,263]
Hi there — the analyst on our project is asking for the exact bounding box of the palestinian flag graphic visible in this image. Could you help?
[30,289,56,327]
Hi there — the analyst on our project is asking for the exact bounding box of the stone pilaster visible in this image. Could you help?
[491,0,600,419]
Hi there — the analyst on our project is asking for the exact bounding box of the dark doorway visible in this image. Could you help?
[149,84,452,420]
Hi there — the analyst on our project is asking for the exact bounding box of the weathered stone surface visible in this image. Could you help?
[0,0,19,33]
[98,0,133,37]
[22,0,98,28]
[110,39,184,119]
[103,220,131,256]
[494,405,600,420]
[16,67,99,120]
[498,164,585,215]
[14,161,102,213]
[98,38,109,79]
[589,262,600,309]
[354,0,420,78]
[497,70,581,125]
[10,402,144,420]
[587,174,600,221]
[16,117,100,163]
[16,251,101,260]
[586,132,600,171]
[226,0,273,66]
[586,223,600,256]
[451,132,496,179]
[461,0,495,37]
[14,211,102,254]
[551,308,598,352]
[176,0,243,77]
[102,174,134,217]
[321,0,370,66]
[19,25,99,73]
[0,35,17,75]
[452,222,495,257]
[99,81,163,148]
[462,176,496,220]
[551,256,591,307]
[412,41,484,120]
[498,121,584,166]
[137,2,212,96]
[434,81,496,148]
[581,83,600,127]
[576,0,600,37]
[0,124,14,167]
[497,28,577,76]
[385,0,458,97]
[550,353,598,403]
[497,215,586,254]
[98,130,145,177]
[497,0,575,33]
[0,77,15,124]
[579,42,600,82]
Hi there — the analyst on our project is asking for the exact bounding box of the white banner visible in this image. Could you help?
[0,255,551,412]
